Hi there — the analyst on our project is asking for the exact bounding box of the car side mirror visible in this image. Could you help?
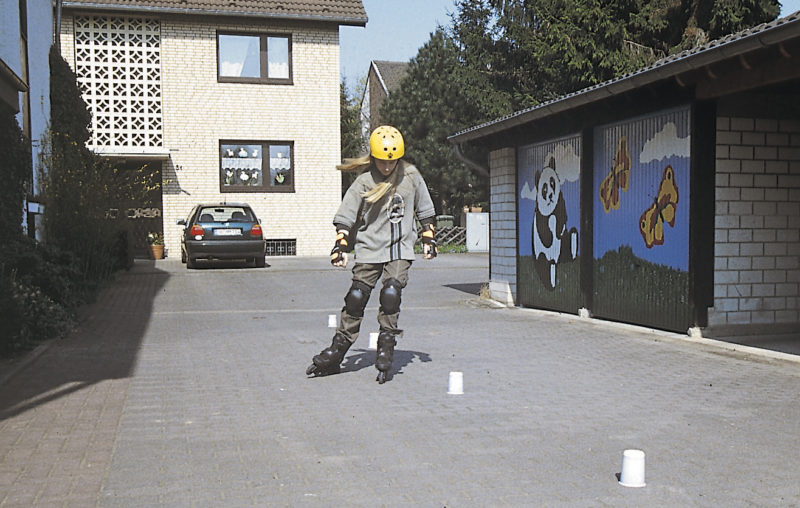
[177,219,186,225]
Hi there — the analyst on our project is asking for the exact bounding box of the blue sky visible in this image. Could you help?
[339,0,456,89]
[341,0,800,92]
[783,0,800,15]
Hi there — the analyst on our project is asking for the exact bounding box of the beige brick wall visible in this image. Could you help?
[61,14,343,256]
[711,116,800,326]
[160,18,341,256]
[58,19,75,68]
[488,147,517,305]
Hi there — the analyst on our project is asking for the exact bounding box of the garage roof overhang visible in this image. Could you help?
[448,11,800,148]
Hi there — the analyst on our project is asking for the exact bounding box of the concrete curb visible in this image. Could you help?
[506,304,800,365]
[0,339,57,386]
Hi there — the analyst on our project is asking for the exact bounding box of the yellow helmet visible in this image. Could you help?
[369,125,405,160]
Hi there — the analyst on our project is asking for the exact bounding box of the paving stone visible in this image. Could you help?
[1,254,799,506]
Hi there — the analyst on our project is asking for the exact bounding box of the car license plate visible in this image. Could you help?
[214,228,241,236]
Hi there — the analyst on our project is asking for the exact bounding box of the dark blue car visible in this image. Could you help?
[177,203,266,269]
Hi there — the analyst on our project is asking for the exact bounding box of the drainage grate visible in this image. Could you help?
[265,239,296,256]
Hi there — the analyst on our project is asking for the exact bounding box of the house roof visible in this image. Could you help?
[449,10,800,144]
[371,60,409,95]
[61,0,368,26]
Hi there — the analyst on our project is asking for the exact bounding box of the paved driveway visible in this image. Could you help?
[1,254,799,507]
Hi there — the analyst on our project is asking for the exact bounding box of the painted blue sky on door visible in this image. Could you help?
[518,135,581,288]
[593,106,691,271]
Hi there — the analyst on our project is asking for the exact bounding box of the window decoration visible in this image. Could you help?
[218,33,292,83]
[220,141,293,192]
[73,16,163,151]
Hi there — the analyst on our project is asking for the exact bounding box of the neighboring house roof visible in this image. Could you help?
[61,0,368,25]
[1,58,28,113]
[450,10,800,144]
[371,60,409,95]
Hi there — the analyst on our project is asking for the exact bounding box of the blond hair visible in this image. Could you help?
[337,155,404,205]
[336,154,371,172]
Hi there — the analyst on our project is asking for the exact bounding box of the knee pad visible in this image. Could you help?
[344,280,372,317]
[379,278,402,314]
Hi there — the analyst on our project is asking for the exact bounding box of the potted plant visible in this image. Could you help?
[147,232,164,260]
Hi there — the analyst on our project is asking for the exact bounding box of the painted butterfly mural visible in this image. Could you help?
[639,165,679,248]
[599,136,631,213]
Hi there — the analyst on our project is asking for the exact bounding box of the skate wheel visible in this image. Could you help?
[306,364,317,376]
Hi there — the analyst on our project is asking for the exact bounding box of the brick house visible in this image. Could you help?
[360,60,408,138]
[58,0,367,257]
[450,12,800,338]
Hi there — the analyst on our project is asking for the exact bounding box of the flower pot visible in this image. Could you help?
[149,244,164,260]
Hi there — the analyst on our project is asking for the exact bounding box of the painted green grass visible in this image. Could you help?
[593,245,690,332]
[518,255,582,314]
[518,246,691,332]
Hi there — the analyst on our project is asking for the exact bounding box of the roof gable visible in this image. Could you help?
[371,60,409,94]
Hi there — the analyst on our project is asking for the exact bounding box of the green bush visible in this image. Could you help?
[0,47,136,357]
[0,110,31,242]
[0,273,24,353]
[43,47,138,285]
[1,236,85,309]
[0,237,83,355]
[4,278,72,355]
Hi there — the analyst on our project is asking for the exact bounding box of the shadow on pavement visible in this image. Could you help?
[721,334,800,356]
[308,349,433,381]
[187,258,271,270]
[444,282,486,296]
[0,260,169,421]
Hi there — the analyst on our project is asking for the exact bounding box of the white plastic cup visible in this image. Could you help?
[447,371,464,395]
[619,449,646,487]
[328,314,337,328]
[368,332,378,350]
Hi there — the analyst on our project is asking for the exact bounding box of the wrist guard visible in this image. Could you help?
[330,230,349,264]
[420,223,437,258]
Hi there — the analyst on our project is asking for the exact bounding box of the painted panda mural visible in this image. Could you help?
[531,157,578,290]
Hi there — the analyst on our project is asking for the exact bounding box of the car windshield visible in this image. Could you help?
[197,207,254,223]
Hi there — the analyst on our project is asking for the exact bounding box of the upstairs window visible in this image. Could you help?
[217,33,291,84]
[220,141,294,193]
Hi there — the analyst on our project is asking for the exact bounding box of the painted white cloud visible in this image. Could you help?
[520,181,537,202]
[640,122,690,164]
[545,143,580,182]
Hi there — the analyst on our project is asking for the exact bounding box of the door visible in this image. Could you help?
[592,106,692,332]
[517,134,582,313]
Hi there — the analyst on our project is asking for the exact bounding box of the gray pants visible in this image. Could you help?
[338,260,411,344]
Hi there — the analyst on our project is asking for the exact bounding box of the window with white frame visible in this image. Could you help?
[217,33,291,83]
[220,141,294,192]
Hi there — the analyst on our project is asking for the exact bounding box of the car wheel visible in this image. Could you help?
[255,256,265,268]
[181,248,186,263]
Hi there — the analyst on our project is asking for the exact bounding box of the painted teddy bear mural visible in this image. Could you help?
[531,157,578,290]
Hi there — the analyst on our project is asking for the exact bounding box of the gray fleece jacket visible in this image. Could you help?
[333,161,436,263]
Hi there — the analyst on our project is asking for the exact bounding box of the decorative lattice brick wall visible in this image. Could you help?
[73,16,163,152]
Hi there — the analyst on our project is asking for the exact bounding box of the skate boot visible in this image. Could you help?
[306,333,352,376]
[375,332,396,384]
